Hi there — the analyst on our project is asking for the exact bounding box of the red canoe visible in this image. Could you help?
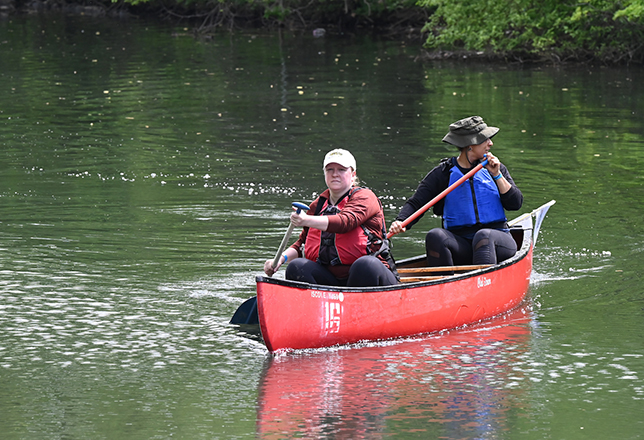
[256,201,554,353]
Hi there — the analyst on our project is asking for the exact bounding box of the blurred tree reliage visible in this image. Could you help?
[110,0,427,34]
[30,0,643,63]
[418,0,644,63]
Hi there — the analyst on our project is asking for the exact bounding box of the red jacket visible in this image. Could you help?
[290,186,389,279]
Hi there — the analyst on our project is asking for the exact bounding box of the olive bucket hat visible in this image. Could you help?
[441,116,499,148]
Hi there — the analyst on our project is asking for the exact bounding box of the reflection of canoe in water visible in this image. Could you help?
[257,306,533,438]
[255,201,554,353]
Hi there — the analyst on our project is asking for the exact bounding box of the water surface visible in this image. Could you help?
[1,14,642,439]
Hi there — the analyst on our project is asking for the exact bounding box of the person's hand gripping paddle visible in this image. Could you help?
[230,202,309,325]
[270,202,310,271]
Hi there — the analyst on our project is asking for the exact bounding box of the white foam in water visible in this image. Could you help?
[531,245,615,284]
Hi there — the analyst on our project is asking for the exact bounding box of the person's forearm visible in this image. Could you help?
[493,172,512,194]
[301,214,329,231]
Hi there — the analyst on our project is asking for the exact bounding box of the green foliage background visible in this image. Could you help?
[108,0,644,63]
[420,0,644,62]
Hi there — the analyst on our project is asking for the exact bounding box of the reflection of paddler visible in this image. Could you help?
[256,307,532,438]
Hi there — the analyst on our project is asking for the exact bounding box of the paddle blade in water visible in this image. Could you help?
[230,297,259,325]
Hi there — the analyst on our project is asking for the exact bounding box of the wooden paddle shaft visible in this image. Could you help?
[272,223,297,269]
[388,160,487,239]
[271,202,310,270]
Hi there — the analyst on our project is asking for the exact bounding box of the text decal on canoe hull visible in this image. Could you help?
[311,290,344,334]
[324,301,342,333]
[477,276,492,288]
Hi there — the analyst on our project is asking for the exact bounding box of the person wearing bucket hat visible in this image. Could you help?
[389,116,523,270]
[441,115,500,148]
[264,148,399,287]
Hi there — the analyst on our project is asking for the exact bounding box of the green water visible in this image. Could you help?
[0,14,642,439]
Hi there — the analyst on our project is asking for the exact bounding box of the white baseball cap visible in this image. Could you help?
[323,149,356,170]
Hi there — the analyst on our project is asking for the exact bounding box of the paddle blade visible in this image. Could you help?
[230,297,259,325]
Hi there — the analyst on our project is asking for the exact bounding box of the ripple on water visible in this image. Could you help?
[0,265,267,375]
[531,245,614,284]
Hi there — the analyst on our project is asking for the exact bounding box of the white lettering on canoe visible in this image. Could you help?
[311,290,324,298]
[477,276,492,288]
[324,301,342,333]
[310,291,344,334]
[310,291,344,302]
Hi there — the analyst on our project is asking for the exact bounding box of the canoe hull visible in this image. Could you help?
[257,231,532,352]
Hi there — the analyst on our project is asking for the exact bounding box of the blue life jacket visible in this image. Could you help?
[443,161,507,230]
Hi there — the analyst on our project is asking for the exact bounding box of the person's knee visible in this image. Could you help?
[351,255,379,271]
[426,228,452,254]
[472,229,517,265]
[473,238,489,252]
[426,228,448,242]
[348,256,397,287]
[425,228,448,251]
[473,229,492,243]
[285,258,310,280]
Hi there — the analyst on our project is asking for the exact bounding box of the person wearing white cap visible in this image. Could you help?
[264,149,398,286]
[389,116,523,271]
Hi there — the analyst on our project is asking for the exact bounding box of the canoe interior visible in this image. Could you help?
[394,227,527,283]
[257,225,531,292]
[396,227,526,269]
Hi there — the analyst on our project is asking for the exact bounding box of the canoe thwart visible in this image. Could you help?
[400,275,447,283]
[397,264,492,275]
